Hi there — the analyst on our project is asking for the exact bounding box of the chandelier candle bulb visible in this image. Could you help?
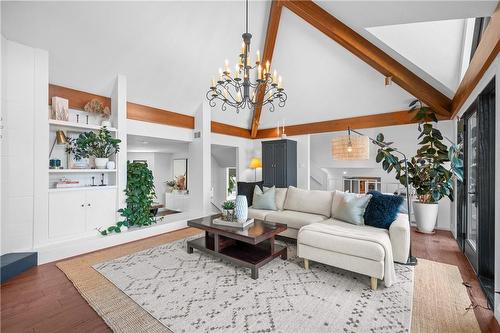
[266,61,270,74]
[273,70,277,83]
[278,76,282,89]
[256,50,261,63]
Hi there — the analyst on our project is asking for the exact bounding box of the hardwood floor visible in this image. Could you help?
[1,227,499,332]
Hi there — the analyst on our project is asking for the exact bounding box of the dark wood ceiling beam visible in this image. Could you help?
[250,0,283,138]
[255,109,449,138]
[281,0,452,117]
[212,121,252,138]
[451,4,500,118]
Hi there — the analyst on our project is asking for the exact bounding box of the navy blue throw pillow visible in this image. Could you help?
[364,191,403,229]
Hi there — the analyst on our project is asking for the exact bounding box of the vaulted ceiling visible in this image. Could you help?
[2,1,497,130]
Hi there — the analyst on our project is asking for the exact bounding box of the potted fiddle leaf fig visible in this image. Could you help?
[374,100,463,233]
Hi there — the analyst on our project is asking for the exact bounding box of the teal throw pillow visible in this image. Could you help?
[333,192,372,225]
[252,186,277,210]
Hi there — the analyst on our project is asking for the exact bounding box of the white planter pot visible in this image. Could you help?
[95,157,109,169]
[413,201,439,234]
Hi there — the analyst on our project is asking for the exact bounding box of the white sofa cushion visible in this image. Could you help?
[264,186,288,211]
[298,220,387,261]
[283,187,333,217]
[265,210,327,230]
[248,207,274,221]
[389,213,410,263]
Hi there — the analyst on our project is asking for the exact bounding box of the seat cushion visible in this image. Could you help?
[248,207,274,221]
[298,220,389,262]
[283,187,333,217]
[265,210,327,230]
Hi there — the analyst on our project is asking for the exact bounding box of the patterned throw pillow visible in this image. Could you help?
[252,186,277,210]
[364,191,404,229]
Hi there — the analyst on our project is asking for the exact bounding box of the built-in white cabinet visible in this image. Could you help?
[49,187,117,240]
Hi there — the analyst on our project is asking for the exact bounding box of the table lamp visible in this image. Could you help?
[49,130,68,158]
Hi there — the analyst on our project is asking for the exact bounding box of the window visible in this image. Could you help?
[226,168,237,200]
[470,17,491,61]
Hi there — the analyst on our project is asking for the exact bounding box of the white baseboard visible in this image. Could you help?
[35,211,210,264]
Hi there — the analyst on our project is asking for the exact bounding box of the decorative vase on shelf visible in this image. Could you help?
[234,195,248,222]
[413,201,439,234]
[95,157,109,169]
[106,161,116,169]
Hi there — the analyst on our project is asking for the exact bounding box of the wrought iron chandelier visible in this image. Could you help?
[206,0,287,113]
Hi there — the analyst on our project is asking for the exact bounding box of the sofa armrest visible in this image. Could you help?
[389,213,410,263]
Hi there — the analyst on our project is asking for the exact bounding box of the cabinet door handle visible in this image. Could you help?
[81,204,85,207]
[87,203,91,207]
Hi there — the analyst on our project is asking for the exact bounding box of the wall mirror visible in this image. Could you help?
[173,158,188,190]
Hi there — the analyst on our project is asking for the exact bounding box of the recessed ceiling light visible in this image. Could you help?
[141,141,149,144]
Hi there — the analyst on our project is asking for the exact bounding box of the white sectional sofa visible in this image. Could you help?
[248,187,410,289]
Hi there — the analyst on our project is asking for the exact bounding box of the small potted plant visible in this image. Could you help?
[165,180,176,193]
[222,200,235,221]
[66,127,121,169]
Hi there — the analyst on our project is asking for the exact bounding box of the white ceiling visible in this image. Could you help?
[127,135,189,153]
[368,18,467,92]
[2,1,496,130]
[261,7,415,129]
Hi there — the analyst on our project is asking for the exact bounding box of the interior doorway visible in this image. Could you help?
[211,144,237,211]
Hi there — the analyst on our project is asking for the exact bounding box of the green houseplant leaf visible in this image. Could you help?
[374,99,464,204]
[99,161,157,236]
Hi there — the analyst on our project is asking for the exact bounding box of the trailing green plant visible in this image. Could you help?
[66,127,121,159]
[99,161,156,235]
[374,100,463,204]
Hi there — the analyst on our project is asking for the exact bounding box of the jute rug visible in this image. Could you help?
[57,228,481,333]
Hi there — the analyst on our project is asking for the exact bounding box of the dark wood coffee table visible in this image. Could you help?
[187,215,287,279]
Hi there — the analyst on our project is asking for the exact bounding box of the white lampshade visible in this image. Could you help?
[332,135,370,160]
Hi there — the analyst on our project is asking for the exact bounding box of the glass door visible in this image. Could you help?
[464,111,478,271]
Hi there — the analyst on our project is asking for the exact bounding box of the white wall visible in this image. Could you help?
[310,121,455,230]
[1,37,48,254]
[211,156,226,209]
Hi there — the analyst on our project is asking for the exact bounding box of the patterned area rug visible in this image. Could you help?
[94,238,414,333]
